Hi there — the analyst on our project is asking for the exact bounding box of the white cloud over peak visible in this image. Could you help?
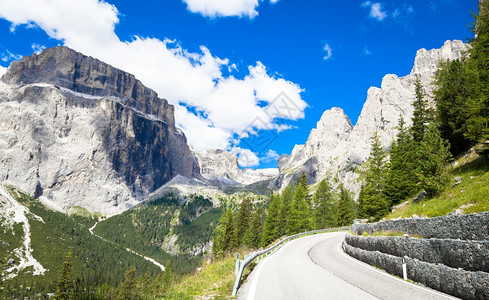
[0,65,7,77]
[362,1,387,21]
[1,49,22,62]
[233,147,260,167]
[0,0,305,152]
[182,0,279,18]
[31,43,46,54]
[261,149,279,163]
[323,43,332,60]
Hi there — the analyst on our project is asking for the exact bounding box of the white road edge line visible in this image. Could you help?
[337,243,458,300]
[246,254,268,300]
[245,232,342,300]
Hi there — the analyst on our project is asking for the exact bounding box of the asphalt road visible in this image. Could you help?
[238,232,458,300]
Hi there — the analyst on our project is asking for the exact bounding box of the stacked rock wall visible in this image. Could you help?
[344,212,489,299]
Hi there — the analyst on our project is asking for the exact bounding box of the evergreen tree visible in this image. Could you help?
[411,75,432,143]
[277,184,294,236]
[336,185,355,226]
[465,1,489,156]
[313,180,336,229]
[433,59,473,156]
[298,194,311,232]
[243,208,263,249]
[384,117,417,205]
[418,124,452,197]
[261,192,281,247]
[221,208,236,252]
[287,183,310,235]
[358,132,389,220]
[234,198,252,247]
[54,251,74,300]
[212,207,229,257]
[297,171,312,204]
[117,266,139,300]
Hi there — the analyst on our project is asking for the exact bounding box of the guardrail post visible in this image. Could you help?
[402,256,408,280]
[235,253,240,277]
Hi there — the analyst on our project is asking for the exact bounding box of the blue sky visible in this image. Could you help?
[0,0,477,168]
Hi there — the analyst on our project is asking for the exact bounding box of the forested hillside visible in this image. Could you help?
[94,194,221,274]
[0,189,160,299]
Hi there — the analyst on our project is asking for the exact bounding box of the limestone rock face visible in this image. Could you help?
[0,46,200,215]
[194,149,278,186]
[273,40,467,195]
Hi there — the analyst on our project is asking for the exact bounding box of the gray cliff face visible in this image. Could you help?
[194,149,278,186]
[0,46,200,215]
[273,40,468,195]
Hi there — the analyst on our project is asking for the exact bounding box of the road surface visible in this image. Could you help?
[238,232,457,300]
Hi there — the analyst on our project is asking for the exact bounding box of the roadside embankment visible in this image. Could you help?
[343,212,489,300]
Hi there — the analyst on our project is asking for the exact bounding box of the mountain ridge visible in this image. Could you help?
[0,46,201,215]
[270,40,468,195]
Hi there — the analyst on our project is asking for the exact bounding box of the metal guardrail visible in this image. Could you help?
[231,226,350,296]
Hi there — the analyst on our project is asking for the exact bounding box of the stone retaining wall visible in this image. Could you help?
[345,234,489,272]
[344,212,489,299]
[343,242,489,300]
[351,212,489,240]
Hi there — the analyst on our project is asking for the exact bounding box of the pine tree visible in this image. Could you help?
[336,185,355,226]
[288,183,309,235]
[358,132,389,220]
[384,117,417,205]
[298,194,311,232]
[418,124,452,197]
[261,192,281,247]
[243,208,263,249]
[117,266,139,300]
[313,180,336,229]
[297,171,312,204]
[433,59,473,156]
[466,1,489,156]
[234,198,252,247]
[221,208,236,252]
[54,251,74,300]
[411,75,432,143]
[212,207,228,257]
[277,184,294,236]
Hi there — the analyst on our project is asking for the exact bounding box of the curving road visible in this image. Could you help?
[238,232,458,300]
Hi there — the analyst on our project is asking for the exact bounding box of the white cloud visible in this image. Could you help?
[31,43,46,54]
[261,149,279,163]
[233,147,260,167]
[1,49,22,62]
[0,0,306,152]
[362,1,387,21]
[182,0,278,18]
[362,46,371,56]
[0,65,7,77]
[323,43,332,60]
[392,4,415,20]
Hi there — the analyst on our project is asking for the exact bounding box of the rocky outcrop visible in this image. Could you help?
[351,211,489,240]
[342,241,489,300]
[344,212,489,300]
[272,40,468,194]
[0,46,200,215]
[194,149,278,186]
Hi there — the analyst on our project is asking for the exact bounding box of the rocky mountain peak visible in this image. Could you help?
[2,46,175,127]
[411,40,466,76]
[272,40,468,195]
[0,46,200,215]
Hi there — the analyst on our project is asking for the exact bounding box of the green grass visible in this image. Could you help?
[161,255,236,300]
[355,230,423,238]
[388,151,489,219]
